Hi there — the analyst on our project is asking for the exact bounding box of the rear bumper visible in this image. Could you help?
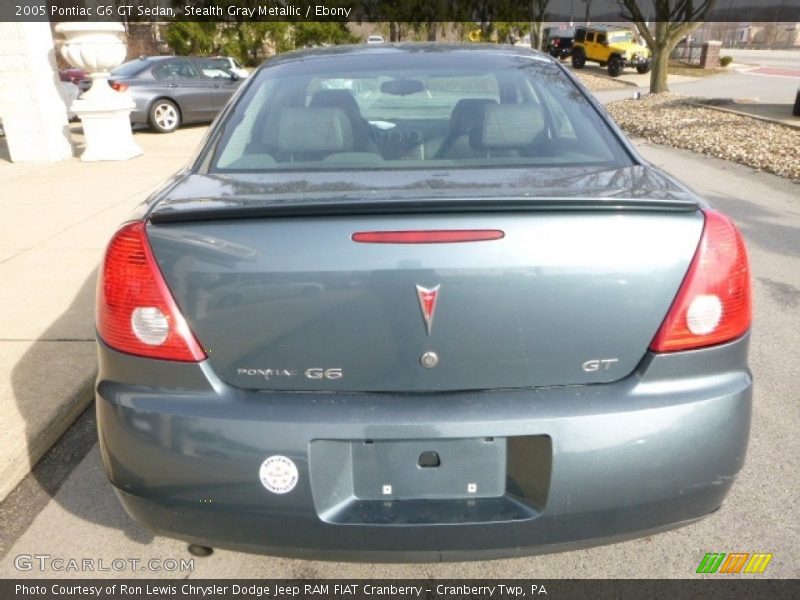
[96,335,752,561]
[129,100,148,125]
[130,110,148,125]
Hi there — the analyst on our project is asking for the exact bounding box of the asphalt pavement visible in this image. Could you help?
[589,58,800,105]
[0,130,798,578]
[722,49,800,69]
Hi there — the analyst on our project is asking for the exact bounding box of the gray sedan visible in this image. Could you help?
[95,44,752,561]
[107,56,242,132]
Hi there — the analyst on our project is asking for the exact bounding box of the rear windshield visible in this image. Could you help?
[210,50,631,172]
[111,60,150,78]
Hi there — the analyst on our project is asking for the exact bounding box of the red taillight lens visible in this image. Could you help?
[97,221,206,362]
[110,81,128,92]
[650,209,751,352]
[352,230,504,244]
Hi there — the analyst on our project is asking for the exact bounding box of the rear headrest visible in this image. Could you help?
[470,104,546,151]
[276,107,354,154]
[448,98,497,135]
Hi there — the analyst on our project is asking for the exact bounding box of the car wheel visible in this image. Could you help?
[793,90,800,117]
[636,62,652,74]
[608,57,623,77]
[149,99,180,133]
[571,49,585,69]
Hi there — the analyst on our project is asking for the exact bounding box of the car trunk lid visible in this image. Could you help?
[146,202,703,392]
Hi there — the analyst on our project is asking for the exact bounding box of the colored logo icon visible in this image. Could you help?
[696,552,773,574]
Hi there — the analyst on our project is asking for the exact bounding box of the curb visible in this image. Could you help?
[0,372,96,503]
[687,101,800,130]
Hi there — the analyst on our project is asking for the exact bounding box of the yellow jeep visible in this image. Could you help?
[571,25,651,77]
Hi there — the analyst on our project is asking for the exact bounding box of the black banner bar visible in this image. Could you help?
[2,0,800,23]
[2,579,798,600]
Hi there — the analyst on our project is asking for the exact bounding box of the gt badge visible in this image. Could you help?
[416,285,440,335]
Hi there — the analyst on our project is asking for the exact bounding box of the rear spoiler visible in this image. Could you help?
[149,196,699,224]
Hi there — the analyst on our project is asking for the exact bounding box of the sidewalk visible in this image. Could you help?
[0,124,208,501]
[574,64,705,103]
[574,62,702,87]
[617,69,700,88]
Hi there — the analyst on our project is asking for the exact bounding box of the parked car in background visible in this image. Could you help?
[59,67,87,85]
[545,26,575,60]
[209,56,249,78]
[366,35,385,44]
[572,24,651,76]
[103,56,243,133]
[96,43,752,561]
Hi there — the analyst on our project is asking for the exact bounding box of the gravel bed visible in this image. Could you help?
[607,93,800,182]
[572,71,633,91]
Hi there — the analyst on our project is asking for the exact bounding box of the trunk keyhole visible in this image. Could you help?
[418,451,440,468]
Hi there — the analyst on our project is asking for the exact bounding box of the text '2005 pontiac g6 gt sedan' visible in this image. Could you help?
[95,44,752,561]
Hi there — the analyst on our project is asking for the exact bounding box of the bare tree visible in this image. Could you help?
[582,0,594,24]
[620,0,718,93]
[529,0,550,51]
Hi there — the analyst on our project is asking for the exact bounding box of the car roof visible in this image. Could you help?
[264,43,552,67]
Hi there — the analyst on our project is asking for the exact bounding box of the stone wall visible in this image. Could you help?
[699,40,722,68]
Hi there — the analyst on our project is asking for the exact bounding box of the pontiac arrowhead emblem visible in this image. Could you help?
[416,285,440,335]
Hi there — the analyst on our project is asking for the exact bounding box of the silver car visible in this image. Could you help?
[107,56,242,133]
[95,44,752,561]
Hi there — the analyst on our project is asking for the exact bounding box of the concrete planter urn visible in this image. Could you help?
[54,22,142,161]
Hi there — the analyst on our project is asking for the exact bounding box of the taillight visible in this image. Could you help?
[97,221,206,362]
[650,209,751,352]
[110,81,128,92]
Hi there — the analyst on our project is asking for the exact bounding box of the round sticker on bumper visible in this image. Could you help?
[259,455,298,494]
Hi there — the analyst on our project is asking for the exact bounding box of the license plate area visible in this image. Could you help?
[309,435,551,525]
[352,437,505,500]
